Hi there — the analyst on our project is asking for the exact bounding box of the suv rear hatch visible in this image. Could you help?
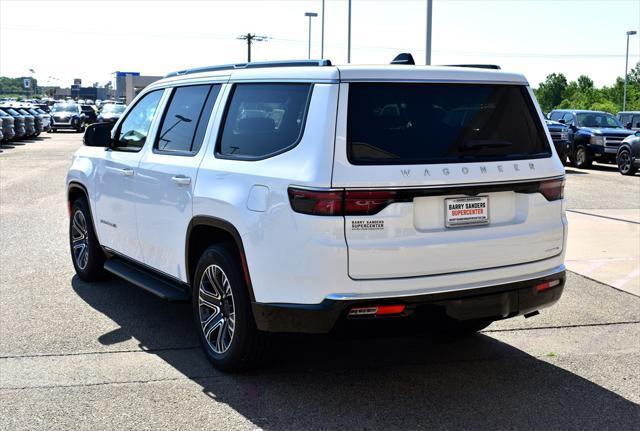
[330,79,565,280]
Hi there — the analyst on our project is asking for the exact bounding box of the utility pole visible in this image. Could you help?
[623,30,637,111]
[305,12,318,59]
[426,0,433,65]
[237,33,268,62]
[321,0,325,58]
[347,0,352,63]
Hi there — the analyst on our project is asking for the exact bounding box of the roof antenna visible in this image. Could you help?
[391,53,415,65]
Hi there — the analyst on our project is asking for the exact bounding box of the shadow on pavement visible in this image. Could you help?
[72,276,640,429]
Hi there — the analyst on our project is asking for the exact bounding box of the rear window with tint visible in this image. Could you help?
[347,83,550,165]
[217,83,312,159]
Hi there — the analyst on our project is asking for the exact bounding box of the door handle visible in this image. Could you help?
[171,175,191,186]
[106,167,134,176]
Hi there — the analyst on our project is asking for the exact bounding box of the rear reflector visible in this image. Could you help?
[535,279,561,292]
[348,304,406,317]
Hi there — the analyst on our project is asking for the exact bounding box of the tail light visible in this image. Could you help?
[344,190,397,215]
[538,178,564,201]
[288,188,399,216]
[287,188,343,216]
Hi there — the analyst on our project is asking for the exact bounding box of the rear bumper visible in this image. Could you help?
[252,269,566,333]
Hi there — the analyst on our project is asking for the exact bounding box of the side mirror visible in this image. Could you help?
[626,122,633,129]
[84,122,113,147]
[558,119,566,124]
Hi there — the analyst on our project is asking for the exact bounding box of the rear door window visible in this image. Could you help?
[155,84,221,155]
[217,83,312,159]
[347,83,551,165]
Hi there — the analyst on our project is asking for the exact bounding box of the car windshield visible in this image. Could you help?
[0,109,9,117]
[576,112,623,128]
[51,103,79,113]
[28,109,40,115]
[101,104,126,114]
[4,108,20,116]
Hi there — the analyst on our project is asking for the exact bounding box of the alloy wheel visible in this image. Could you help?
[199,264,236,354]
[71,209,89,270]
[618,151,631,174]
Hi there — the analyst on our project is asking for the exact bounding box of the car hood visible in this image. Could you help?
[100,113,121,118]
[52,111,77,116]
[581,127,635,136]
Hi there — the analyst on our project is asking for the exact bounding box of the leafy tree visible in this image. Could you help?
[534,73,568,112]
[533,62,640,114]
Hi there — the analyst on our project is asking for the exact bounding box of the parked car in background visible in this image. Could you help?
[50,103,86,132]
[616,131,640,175]
[544,119,572,165]
[97,103,126,124]
[28,107,51,132]
[617,111,640,131]
[35,103,51,113]
[0,107,25,140]
[548,109,635,168]
[0,108,16,141]
[80,105,98,124]
[18,108,42,136]
[14,108,36,137]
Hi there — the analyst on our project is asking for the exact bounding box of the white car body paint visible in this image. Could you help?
[67,65,566,305]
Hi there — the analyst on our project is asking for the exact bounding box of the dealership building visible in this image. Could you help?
[114,71,162,104]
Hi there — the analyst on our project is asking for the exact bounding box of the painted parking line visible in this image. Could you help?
[566,210,640,297]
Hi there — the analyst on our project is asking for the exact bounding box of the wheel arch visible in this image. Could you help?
[616,142,633,157]
[67,181,100,239]
[185,216,255,301]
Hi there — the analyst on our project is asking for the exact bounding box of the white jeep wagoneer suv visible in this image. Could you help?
[67,58,567,371]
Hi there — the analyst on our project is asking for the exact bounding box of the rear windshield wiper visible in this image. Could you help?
[459,140,513,150]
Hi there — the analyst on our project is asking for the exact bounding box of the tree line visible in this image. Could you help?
[534,62,640,114]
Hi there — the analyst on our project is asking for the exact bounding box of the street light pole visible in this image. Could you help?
[321,0,325,58]
[305,12,318,60]
[623,30,637,111]
[347,0,352,63]
[426,0,433,65]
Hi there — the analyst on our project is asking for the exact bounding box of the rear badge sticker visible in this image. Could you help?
[351,220,384,231]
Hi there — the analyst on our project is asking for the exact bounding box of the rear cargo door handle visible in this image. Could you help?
[106,167,134,176]
[171,175,191,186]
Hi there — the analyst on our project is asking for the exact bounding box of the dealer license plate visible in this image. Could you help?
[445,196,489,228]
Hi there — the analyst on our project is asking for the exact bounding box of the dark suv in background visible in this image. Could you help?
[0,109,16,142]
[1,107,27,139]
[617,111,640,131]
[544,118,572,164]
[548,109,635,168]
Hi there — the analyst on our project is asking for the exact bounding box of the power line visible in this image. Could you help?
[237,33,268,62]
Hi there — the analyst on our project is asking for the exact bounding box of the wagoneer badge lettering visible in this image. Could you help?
[401,163,536,178]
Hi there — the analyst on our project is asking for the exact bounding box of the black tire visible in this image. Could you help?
[574,145,592,169]
[69,198,107,281]
[617,149,638,176]
[52,128,57,133]
[192,244,269,372]
[437,317,494,336]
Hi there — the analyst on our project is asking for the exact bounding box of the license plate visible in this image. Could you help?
[445,196,489,228]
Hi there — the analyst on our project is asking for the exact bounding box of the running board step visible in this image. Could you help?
[104,257,189,301]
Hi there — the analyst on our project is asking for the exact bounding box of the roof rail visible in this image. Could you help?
[445,64,501,70]
[165,59,333,78]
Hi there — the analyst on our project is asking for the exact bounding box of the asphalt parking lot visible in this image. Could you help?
[1,133,639,430]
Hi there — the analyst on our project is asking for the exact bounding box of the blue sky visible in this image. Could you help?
[1,0,639,88]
